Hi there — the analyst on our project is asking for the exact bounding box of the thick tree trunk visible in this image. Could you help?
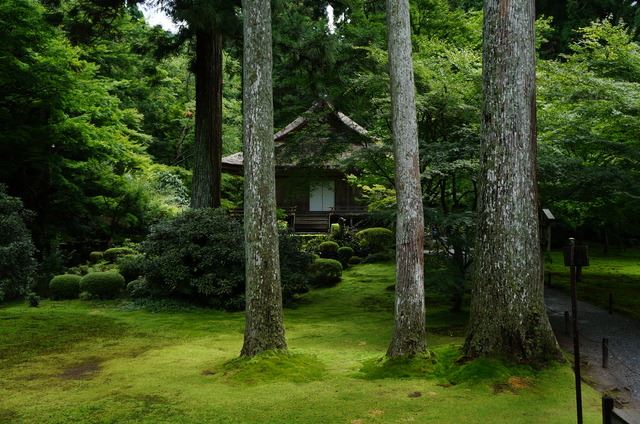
[190,28,222,209]
[240,0,287,357]
[386,0,427,358]
[463,0,560,362]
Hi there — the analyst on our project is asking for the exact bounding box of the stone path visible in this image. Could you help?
[545,286,640,416]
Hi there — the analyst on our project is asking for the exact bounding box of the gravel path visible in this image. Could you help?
[545,287,640,403]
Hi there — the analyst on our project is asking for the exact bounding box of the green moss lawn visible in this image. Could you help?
[546,247,640,319]
[1,263,601,423]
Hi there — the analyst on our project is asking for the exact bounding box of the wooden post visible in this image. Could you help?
[603,396,614,424]
[602,338,609,369]
[569,239,583,424]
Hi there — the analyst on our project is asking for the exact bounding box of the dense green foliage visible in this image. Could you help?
[538,19,640,245]
[142,209,311,309]
[79,271,125,299]
[0,186,37,302]
[48,274,81,300]
[0,0,190,261]
[0,0,637,268]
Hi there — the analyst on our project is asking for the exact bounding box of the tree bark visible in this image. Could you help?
[386,0,427,358]
[190,28,223,209]
[463,0,560,362]
[240,0,287,356]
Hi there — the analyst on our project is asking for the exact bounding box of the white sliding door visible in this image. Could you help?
[309,180,335,212]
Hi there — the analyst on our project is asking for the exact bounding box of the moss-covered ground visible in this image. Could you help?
[546,247,640,319]
[1,263,601,423]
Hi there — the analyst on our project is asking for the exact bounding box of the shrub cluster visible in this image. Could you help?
[308,259,343,287]
[143,208,312,310]
[80,272,125,299]
[301,224,394,267]
[49,274,81,299]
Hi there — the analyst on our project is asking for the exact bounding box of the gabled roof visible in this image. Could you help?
[273,100,370,141]
[222,100,371,173]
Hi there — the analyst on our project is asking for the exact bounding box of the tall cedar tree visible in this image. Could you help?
[190,27,223,208]
[160,0,240,208]
[463,0,560,361]
[385,0,427,358]
[240,0,287,356]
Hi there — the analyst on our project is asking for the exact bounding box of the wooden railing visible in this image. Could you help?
[228,205,366,232]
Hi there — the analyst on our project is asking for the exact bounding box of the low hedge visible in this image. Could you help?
[308,259,343,287]
[80,272,125,299]
[49,274,81,299]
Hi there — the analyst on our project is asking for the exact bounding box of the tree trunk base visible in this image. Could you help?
[464,310,562,363]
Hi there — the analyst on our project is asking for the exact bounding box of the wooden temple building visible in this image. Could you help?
[221,100,370,232]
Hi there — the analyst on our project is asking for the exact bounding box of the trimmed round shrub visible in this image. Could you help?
[348,256,363,265]
[49,274,81,299]
[88,251,104,263]
[127,277,152,299]
[117,255,144,283]
[26,292,40,307]
[79,272,125,299]
[337,246,354,267]
[318,241,339,258]
[308,259,343,287]
[103,247,135,263]
[355,227,394,253]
